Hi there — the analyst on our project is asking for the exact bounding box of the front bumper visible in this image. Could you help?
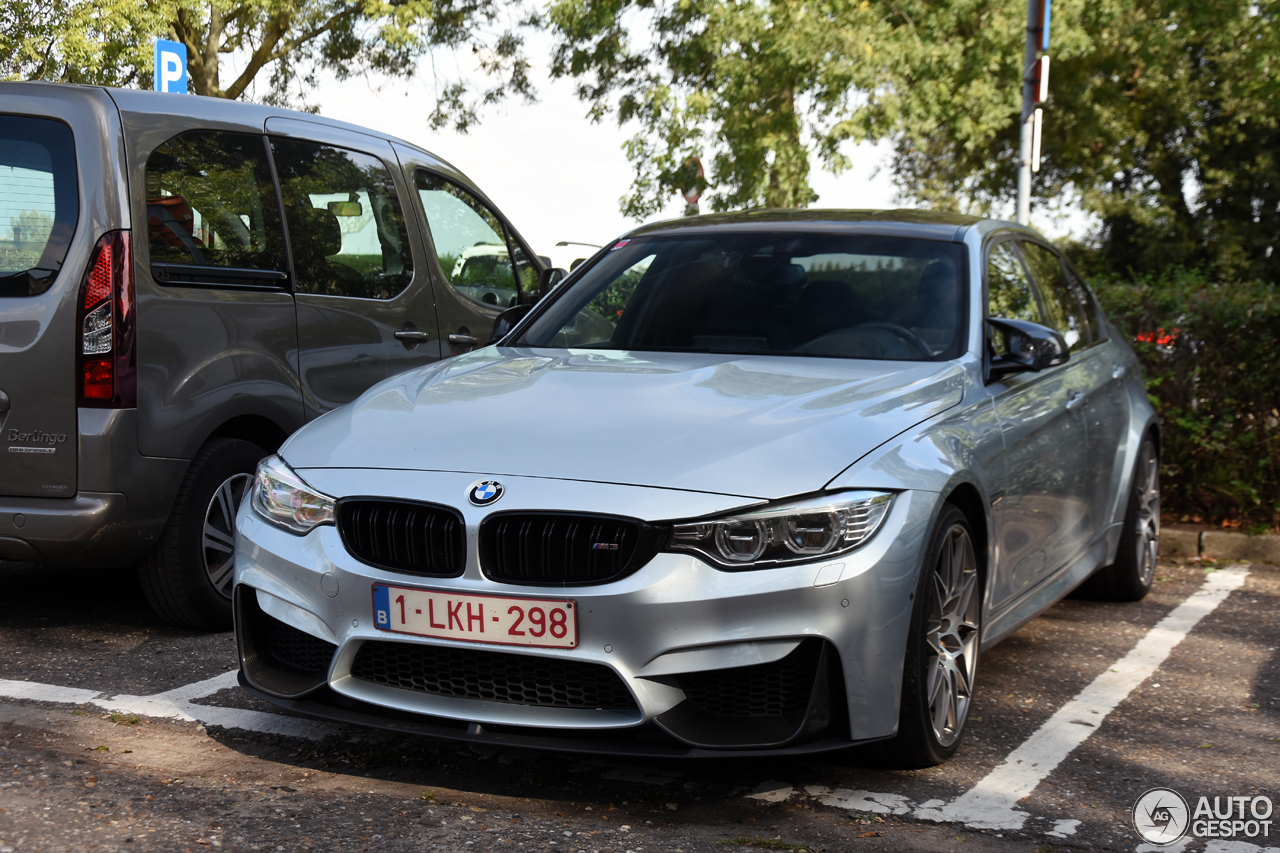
[233,470,935,753]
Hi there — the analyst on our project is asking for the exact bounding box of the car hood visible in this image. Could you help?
[282,348,965,501]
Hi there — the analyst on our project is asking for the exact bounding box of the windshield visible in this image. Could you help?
[517,232,966,361]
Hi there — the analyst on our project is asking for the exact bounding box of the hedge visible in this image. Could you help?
[1091,269,1280,531]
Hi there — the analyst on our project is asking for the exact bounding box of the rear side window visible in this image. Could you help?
[0,116,77,297]
[145,131,287,273]
[271,139,414,301]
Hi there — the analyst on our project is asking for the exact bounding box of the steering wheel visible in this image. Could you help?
[798,322,933,359]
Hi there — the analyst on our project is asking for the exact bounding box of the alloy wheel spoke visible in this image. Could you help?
[203,524,235,553]
[208,559,234,590]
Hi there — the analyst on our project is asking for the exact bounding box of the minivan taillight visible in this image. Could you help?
[77,231,136,408]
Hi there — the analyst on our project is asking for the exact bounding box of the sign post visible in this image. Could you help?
[153,40,188,94]
[1016,0,1049,224]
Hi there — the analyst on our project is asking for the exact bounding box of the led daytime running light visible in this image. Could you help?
[670,492,893,569]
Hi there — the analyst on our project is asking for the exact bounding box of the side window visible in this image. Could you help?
[271,139,413,300]
[415,172,520,309]
[1019,241,1090,351]
[1067,267,1108,342]
[145,131,286,272]
[987,241,1041,323]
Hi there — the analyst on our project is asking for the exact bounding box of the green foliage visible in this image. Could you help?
[547,0,889,217]
[883,1,1280,283]
[1,0,535,124]
[1092,269,1280,527]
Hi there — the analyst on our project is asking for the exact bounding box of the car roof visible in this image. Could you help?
[626,208,1022,243]
[0,80,437,161]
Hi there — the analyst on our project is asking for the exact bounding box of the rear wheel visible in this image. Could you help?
[139,438,264,630]
[1076,436,1160,602]
[878,504,981,768]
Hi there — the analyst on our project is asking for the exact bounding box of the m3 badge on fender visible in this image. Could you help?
[468,479,504,506]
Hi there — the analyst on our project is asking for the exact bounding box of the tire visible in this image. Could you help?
[138,438,265,630]
[877,504,982,768]
[1075,436,1160,602]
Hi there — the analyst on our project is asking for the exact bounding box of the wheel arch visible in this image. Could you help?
[204,414,289,456]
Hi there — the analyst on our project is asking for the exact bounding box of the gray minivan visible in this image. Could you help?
[0,82,548,628]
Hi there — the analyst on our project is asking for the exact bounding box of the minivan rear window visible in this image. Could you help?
[0,116,78,297]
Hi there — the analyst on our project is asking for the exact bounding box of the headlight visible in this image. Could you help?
[669,491,894,569]
[250,455,336,534]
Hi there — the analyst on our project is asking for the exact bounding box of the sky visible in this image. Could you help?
[307,35,1089,267]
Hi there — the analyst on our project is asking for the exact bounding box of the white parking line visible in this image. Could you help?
[754,566,1252,843]
[918,566,1248,830]
[0,668,336,740]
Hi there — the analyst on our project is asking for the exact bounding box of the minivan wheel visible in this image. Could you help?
[877,504,981,768]
[1075,436,1160,602]
[139,438,265,630]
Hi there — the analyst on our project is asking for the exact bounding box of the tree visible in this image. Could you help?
[550,0,1280,281]
[547,0,892,217]
[0,0,535,128]
[872,1,1280,282]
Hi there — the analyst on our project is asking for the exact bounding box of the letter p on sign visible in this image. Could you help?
[153,39,188,94]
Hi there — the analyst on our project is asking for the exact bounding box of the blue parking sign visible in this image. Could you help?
[154,39,188,94]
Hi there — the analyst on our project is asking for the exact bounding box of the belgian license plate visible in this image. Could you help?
[372,584,578,649]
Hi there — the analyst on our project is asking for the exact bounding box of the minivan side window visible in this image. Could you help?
[1,116,78,297]
[415,172,520,308]
[271,139,413,301]
[145,131,286,273]
[1018,240,1091,351]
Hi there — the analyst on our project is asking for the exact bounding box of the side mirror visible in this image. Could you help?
[987,317,1069,381]
[538,266,568,295]
[488,304,532,345]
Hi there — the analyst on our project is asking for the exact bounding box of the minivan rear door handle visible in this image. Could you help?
[394,330,431,343]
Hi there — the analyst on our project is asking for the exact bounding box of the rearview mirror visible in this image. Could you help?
[327,200,363,217]
[488,304,532,345]
[987,317,1069,381]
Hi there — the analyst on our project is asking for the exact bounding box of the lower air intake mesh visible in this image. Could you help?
[351,641,638,710]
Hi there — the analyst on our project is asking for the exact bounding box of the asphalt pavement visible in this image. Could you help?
[0,557,1276,853]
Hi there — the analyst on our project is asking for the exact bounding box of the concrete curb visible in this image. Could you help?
[1161,528,1280,563]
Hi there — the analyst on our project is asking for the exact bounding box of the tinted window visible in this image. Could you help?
[986,242,1040,323]
[1067,267,1108,342]
[416,172,520,308]
[272,139,413,300]
[0,116,77,297]
[519,233,966,361]
[145,131,286,272]
[1019,241,1090,351]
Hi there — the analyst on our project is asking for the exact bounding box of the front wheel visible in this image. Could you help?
[138,438,265,630]
[879,504,982,768]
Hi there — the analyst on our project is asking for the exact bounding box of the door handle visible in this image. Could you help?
[1112,364,1126,379]
[1065,391,1085,411]
[448,334,478,346]
[394,330,431,342]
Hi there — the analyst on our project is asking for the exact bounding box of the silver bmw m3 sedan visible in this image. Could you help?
[233,210,1159,765]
